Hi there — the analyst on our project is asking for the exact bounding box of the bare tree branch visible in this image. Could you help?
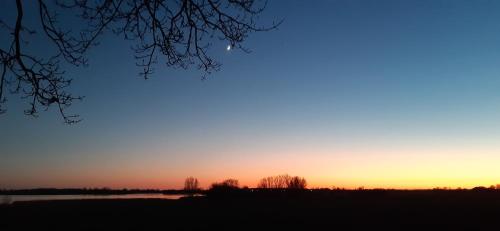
[0,0,279,123]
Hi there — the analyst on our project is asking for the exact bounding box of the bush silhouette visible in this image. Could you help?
[210,179,239,190]
[207,179,242,197]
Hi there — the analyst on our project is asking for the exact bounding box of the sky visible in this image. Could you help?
[3,0,500,189]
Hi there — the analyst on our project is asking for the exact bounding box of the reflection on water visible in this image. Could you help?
[1,195,12,204]
[0,194,200,204]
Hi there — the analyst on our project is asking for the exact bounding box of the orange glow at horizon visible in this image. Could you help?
[3,143,500,190]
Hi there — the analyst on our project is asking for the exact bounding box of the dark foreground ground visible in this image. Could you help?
[2,190,500,230]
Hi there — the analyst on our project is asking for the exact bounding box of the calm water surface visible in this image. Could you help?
[0,194,199,204]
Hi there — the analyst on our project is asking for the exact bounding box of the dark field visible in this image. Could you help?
[2,190,500,230]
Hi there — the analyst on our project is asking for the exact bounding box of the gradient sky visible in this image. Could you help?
[3,0,500,189]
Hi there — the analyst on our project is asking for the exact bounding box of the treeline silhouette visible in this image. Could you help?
[0,188,190,195]
[185,174,309,197]
[3,175,500,196]
[0,174,310,196]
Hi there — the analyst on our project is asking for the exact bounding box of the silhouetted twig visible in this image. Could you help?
[0,0,280,123]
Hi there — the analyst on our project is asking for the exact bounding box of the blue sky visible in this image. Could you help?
[2,0,500,189]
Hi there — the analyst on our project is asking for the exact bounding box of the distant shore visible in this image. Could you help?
[0,188,201,195]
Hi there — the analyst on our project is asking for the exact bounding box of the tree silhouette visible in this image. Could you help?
[258,174,291,189]
[257,176,274,189]
[0,0,280,123]
[287,176,307,189]
[258,174,307,190]
[184,176,199,192]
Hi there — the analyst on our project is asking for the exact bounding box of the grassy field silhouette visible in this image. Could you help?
[2,188,500,230]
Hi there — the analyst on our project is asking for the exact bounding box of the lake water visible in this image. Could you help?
[0,194,198,204]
